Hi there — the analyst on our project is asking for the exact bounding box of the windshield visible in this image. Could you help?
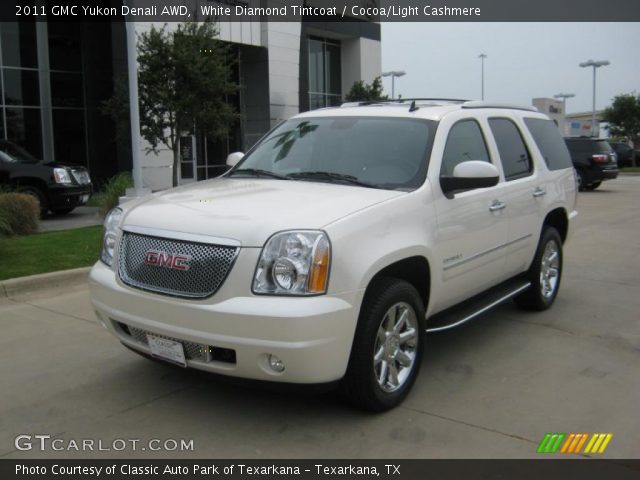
[0,140,40,164]
[228,117,435,190]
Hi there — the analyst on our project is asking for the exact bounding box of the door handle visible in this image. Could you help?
[489,200,507,212]
[533,187,547,198]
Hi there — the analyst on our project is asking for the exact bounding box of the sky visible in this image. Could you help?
[381,23,640,114]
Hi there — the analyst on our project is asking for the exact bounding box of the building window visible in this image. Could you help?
[5,107,43,159]
[308,37,341,110]
[0,21,38,69]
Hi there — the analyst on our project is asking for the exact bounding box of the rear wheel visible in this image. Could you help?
[515,227,563,311]
[576,170,586,191]
[585,181,601,191]
[341,278,425,411]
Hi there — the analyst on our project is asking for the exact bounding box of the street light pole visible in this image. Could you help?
[478,53,487,100]
[579,59,610,137]
[553,93,575,114]
[381,71,406,99]
[553,93,575,135]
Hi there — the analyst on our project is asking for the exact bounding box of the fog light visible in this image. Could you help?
[268,354,285,372]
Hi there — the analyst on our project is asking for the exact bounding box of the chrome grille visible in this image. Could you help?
[128,326,209,362]
[118,231,238,298]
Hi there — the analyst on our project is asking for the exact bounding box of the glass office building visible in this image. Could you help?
[0,17,380,189]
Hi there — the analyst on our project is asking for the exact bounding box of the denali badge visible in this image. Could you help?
[144,250,192,271]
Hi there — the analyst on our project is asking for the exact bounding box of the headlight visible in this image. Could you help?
[53,168,72,184]
[253,231,331,295]
[100,207,123,266]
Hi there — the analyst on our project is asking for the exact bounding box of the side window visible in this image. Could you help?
[440,120,490,176]
[489,118,532,180]
[523,118,572,170]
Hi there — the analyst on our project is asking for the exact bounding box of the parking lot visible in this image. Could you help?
[1,176,639,459]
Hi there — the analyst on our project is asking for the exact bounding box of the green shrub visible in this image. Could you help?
[0,193,40,236]
[0,210,12,237]
[99,172,133,217]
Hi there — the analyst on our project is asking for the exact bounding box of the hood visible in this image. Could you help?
[122,178,403,247]
[42,161,87,170]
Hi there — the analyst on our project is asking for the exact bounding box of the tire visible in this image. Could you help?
[576,170,586,191]
[585,181,601,191]
[17,186,47,215]
[50,207,75,215]
[515,227,563,311]
[341,277,425,412]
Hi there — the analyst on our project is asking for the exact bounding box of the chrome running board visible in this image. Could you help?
[426,278,531,333]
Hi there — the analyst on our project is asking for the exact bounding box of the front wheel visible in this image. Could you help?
[585,181,601,191]
[341,278,425,411]
[17,186,47,215]
[515,227,563,311]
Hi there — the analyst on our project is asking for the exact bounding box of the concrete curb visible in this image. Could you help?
[0,267,91,299]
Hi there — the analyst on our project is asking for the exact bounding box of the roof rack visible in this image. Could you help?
[461,101,538,112]
[341,98,468,107]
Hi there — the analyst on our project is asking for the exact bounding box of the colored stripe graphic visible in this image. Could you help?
[584,433,613,454]
[537,433,566,453]
[538,433,613,454]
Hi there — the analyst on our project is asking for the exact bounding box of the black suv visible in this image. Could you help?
[608,141,636,168]
[0,140,92,214]
[564,137,618,190]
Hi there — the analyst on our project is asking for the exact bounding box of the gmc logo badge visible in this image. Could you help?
[143,250,192,271]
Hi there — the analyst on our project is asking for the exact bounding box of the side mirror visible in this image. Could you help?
[226,151,244,167]
[440,160,499,195]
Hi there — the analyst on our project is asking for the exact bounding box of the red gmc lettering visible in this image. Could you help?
[144,251,191,271]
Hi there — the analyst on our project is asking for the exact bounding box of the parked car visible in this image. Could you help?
[564,137,618,190]
[608,141,635,168]
[0,140,92,214]
[90,100,577,411]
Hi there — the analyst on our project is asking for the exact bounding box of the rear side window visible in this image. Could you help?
[524,118,573,170]
[440,120,490,176]
[489,118,532,180]
[525,118,573,170]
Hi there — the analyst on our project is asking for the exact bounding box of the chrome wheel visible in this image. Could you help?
[540,240,560,299]
[373,302,418,393]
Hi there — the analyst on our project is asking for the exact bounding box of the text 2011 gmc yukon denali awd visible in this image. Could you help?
[90,100,578,411]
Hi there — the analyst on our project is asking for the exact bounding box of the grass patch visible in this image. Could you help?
[621,167,640,173]
[0,226,102,281]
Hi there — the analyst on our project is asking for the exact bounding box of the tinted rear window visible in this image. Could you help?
[592,141,613,153]
[565,138,612,154]
[523,118,572,170]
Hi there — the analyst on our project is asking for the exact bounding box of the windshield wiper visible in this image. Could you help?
[228,168,290,180]
[288,171,378,189]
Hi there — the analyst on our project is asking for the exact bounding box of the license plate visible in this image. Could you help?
[147,335,187,367]
[80,194,90,203]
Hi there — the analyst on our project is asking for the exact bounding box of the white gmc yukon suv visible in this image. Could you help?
[90,100,578,411]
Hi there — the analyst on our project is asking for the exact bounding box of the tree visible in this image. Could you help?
[103,21,240,187]
[345,77,388,102]
[602,93,640,165]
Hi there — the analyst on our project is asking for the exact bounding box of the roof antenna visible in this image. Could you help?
[409,100,419,112]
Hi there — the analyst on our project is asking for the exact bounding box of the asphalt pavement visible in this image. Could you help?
[39,206,102,232]
[1,176,639,459]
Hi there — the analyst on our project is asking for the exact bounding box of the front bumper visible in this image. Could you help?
[89,257,363,384]
[48,184,92,209]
